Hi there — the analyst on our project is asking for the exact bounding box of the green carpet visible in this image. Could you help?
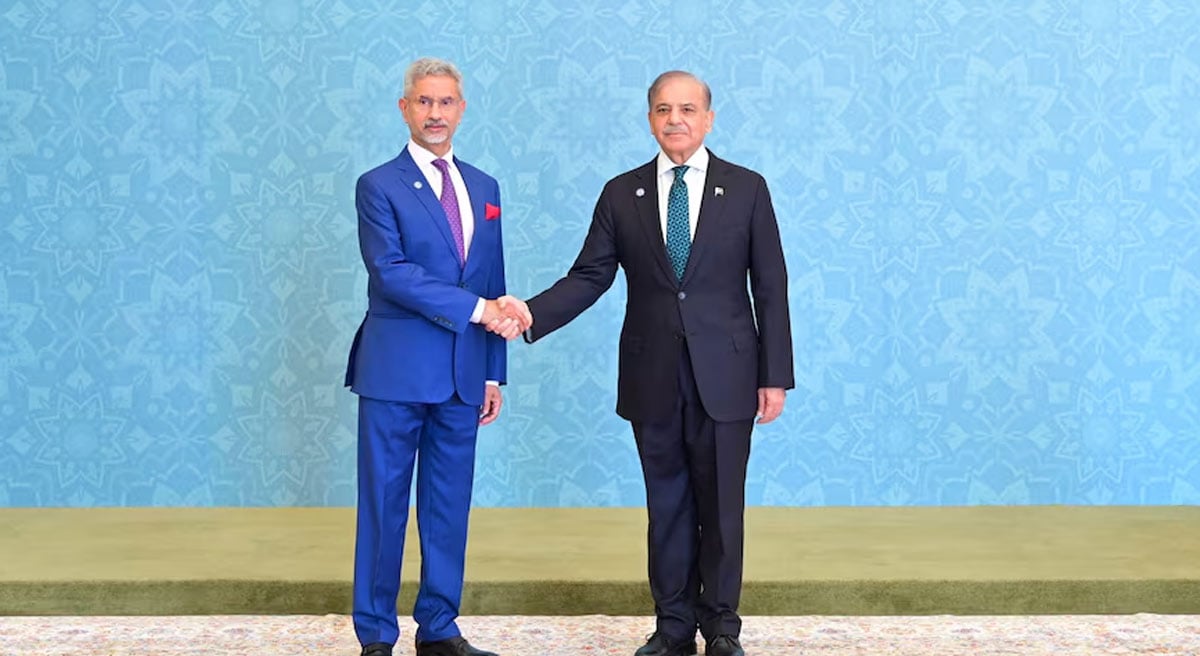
[1,506,1196,615]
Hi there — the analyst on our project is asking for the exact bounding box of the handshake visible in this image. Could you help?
[482,295,532,341]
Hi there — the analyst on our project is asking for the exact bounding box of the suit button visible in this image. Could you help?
[458,282,467,288]
[677,291,687,300]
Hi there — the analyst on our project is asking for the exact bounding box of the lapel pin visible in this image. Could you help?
[635,188,645,197]
[714,187,724,197]
[414,181,423,189]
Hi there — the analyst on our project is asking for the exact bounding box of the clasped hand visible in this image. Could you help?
[482,295,532,340]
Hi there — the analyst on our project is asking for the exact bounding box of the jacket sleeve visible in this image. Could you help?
[747,173,795,390]
[524,183,621,341]
[484,181,507,384]
[356,173,478,332]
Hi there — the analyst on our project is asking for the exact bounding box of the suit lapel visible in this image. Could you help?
[456,157,488,278]
[393,147,462,265]
[681,149,728,286]
[632,159,677,284]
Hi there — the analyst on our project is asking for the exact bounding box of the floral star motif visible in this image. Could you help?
[938,268,1060,392]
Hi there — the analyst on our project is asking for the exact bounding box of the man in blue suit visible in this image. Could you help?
[512,71,794,656]
[345,57,528,656]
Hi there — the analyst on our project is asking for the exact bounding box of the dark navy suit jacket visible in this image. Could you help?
[526,150,793,422]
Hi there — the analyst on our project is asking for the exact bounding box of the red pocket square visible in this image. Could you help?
[485,203,501,220]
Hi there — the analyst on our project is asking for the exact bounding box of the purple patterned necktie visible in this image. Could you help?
[431,158,465,265]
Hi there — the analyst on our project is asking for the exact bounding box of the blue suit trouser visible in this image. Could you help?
[352,394,479,647]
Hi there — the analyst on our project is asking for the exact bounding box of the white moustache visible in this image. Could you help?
[662,124,688,135]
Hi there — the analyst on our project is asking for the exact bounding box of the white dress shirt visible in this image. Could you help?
[407,141,494,356]
[407,140,477,256]
[655,147,709,241]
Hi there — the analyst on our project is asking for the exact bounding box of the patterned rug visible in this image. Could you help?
[2,614,1198,655]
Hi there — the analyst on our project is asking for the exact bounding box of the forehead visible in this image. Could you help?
[410,74,460,97]
[651,77,706,106]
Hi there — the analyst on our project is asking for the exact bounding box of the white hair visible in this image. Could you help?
[403,57,464,99]
[648,70,711,110]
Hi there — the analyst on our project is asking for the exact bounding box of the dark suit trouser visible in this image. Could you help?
[631,344,753,642]
[353,395,479,647]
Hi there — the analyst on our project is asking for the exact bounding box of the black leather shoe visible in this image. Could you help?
[635,632,698,656]
[361,643,392,656]
[705,635,744,656]
[415,635,499,656]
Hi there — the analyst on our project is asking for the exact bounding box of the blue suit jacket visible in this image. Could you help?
[345,146,507,406]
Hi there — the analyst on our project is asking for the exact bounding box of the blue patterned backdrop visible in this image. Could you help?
[1,1,1197,506]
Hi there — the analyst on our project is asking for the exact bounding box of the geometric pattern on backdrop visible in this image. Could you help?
[0,1,1197,506]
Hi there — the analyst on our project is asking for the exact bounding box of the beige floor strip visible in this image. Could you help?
[2,614,1199,655]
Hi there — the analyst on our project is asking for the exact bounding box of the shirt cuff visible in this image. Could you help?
[470,297,486,323]
[486,380,500,386]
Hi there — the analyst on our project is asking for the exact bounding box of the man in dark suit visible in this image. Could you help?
[511,70,794,656]
[345,57,528,656]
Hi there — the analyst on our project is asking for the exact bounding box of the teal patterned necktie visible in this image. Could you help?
[665,164,690,281]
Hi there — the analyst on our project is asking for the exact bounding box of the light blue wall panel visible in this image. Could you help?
[0,1,1197,506]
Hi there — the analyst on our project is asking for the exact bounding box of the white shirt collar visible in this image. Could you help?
[656,147,709,178]
[408,139,455,167]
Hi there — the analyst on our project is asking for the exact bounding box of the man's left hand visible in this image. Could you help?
[756,387,786,424]
[479,385,503,425]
